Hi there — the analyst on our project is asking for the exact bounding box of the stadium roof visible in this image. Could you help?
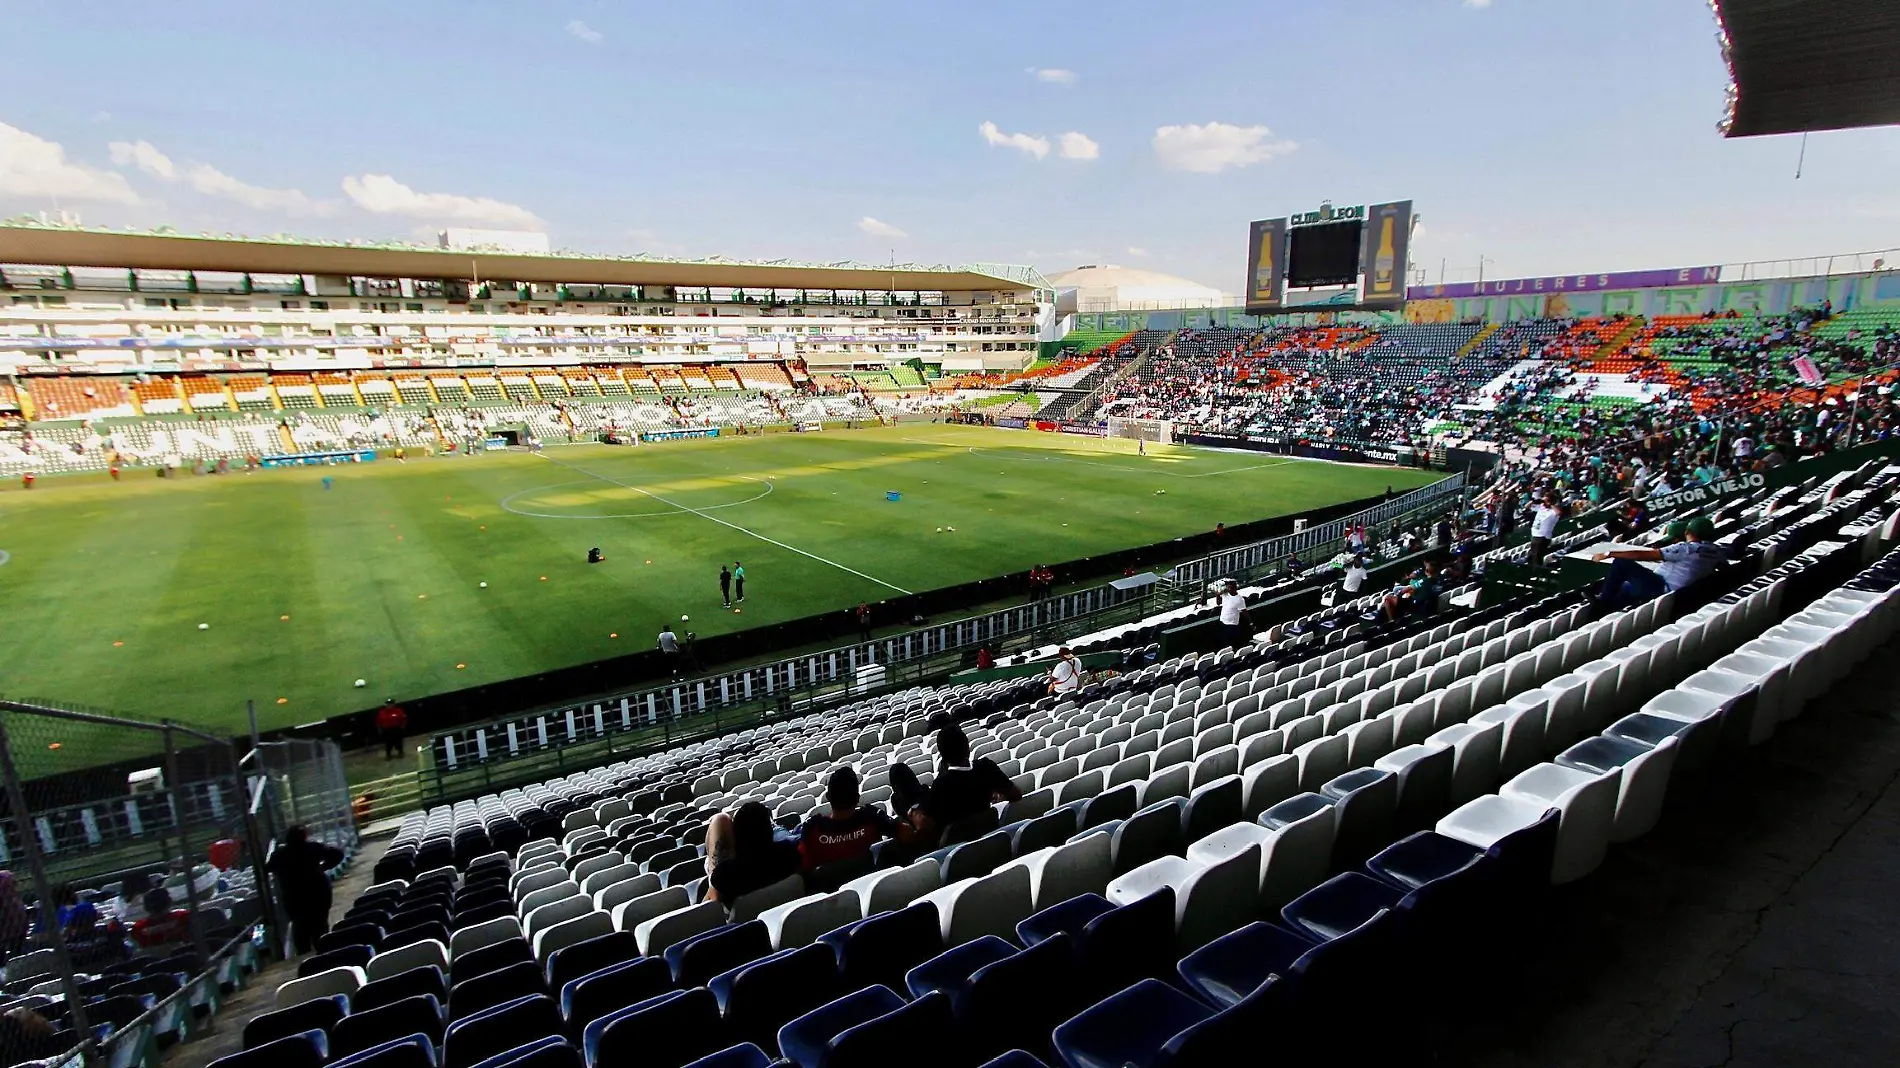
[0,223,1049,293]
[1713,0,1900,137]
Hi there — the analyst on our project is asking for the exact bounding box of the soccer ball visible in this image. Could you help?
[479,581,488,588]
[354,679,366,688]
[198,623,209,631]
[681,614,690,622]
[936,527,943,533]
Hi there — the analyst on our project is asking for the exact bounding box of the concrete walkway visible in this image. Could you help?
[1462,630,1900,1067]
[166,842,391,1068]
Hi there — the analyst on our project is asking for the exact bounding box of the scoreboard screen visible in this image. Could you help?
[1286,220,1364,289]
[1244,200,1412,312]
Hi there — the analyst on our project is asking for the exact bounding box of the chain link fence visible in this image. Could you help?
[0,701,268,1068]
[245,738,359,878]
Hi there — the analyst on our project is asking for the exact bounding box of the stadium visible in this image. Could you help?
[3,2,1900,1068]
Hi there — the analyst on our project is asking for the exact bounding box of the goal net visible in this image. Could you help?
[1106,416,1174,445]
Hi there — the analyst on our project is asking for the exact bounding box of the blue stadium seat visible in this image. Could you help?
[824,990,955,1068]
[543,931,637,995]
[300,944,374,978]
[980,1054,1052,1068]
[1015,894,1114,948]
[329,1033,438,1068]
[242,995,347,1051]
[442,994,562,1068]
[1174,922,1313,1009]
[586,987,727,1068]
[466,1037,579,1068]
[904,935,1017,1000]
[452,938,532,985]
[212,1030,330,1068]
[776,985,904,1068]
[818,903,942,994]
[559,957,671,1040]
[1075,888,1176,1002]
[664,920,772,989]
[678,1045,773,1068]
[330,995,446,1061]
[450,960,544,1021]
[958,933,1090,1064]
[1050,979,1212,1068]
[711,943,844,1053]
[354,966,448,1014]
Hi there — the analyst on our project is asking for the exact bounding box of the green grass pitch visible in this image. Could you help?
[0,425,1441,733]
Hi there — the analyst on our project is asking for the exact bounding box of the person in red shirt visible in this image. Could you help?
[20,472,34,490]
[797,766,903,870]
[376,699,408,760]
[129,888,190,948]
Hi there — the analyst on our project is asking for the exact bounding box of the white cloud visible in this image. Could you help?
[108,139,178,180]
[90,111,112,124]
[1464,0,1494,8]
[857,216,907,238]
[184,162,324,213]
[0,122,139,203]
[565,19,604,43]
[111,139,326,214]
[1058,131,1100,161]
[1026,67,1077,85]
[979,121,1050,160]
[1126,247,1149,258]
[342,174,541,228]
[1152,121,1297,173]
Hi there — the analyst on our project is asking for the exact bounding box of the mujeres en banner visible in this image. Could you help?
[1407,265,1721,300]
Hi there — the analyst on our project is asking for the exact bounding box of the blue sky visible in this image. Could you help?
[2,0,1896,292]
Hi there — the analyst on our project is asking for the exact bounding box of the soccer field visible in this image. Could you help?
[0,425,1441,732]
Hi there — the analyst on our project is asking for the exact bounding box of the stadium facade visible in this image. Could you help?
[0,224,1056,381]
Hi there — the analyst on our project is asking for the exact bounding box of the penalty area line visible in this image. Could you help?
[1179,460,1298,478]
[536,453,913,595]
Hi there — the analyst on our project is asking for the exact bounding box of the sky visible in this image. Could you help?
[2,0,1897,294]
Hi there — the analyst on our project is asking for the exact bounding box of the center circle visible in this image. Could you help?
[500,477,774,520]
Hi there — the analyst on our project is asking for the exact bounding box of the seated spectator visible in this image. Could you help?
[887,722,1021,849]
[1592,516,1724,610]
[1382,560,1443,622]
[53,885,98,933]
[797,767,903,870]
[702,801,799,905]
[129,888,190,948]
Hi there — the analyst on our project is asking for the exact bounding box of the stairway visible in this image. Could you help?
[1455,323,1501,359]
[1590,319,1647,365]
[1058,338,1164,422]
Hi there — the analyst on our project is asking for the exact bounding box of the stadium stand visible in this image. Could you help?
[0,839,332,1068]
[251,450,1900,1068]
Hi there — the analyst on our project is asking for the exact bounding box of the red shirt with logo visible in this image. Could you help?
[797,806,900,869]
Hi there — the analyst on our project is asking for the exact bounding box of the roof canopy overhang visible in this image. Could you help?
[0,227,1031,293]
[1714,0,1900,137]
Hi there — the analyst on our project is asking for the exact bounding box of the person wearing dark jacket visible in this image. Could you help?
[702,802,799,906]
[269,826,345,954]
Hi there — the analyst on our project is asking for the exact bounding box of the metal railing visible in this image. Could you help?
[421,470,1467,796]
[0,701,263,1063]
[1164,475,1467,597]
